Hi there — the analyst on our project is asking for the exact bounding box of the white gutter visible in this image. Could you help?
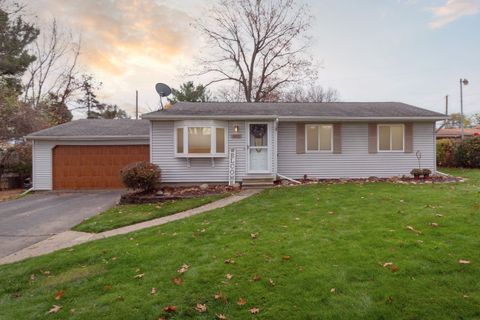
[25,135,150,141]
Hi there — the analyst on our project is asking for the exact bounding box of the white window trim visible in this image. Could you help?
[377,124,405,153]
[174,124,228,158]
[305,124,334,153]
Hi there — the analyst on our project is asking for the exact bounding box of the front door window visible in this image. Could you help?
[248,123,269,172]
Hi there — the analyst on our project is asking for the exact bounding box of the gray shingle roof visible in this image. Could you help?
[142,102,446,119]
[27,119,150,138]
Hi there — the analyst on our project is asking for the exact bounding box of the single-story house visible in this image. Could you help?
[27,102,446,190]
[436,125,480,140]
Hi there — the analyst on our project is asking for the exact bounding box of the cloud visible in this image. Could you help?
[429,0,479,29]
[34,0,197,75]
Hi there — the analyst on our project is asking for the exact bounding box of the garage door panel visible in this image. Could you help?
[53,145,149,190]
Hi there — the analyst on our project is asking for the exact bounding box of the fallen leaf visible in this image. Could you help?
[459,260,471,264]
[237,297,246,306]
[436,214,443,217]
[328,211,336,215]
[134,273,144,279]
[390,264,399,273]
[250,233,257,239]
[48,305,61,314]
[111,256,117,261]
[406,225,422,234]
[253,274,261,281]
[216,314,227,320]
[195,303,207,313]
[249,307,260,314]
[163,305,176,312]
[225,273,233,280]
[224,259,235,264]
[172,277,183,285]
[177,264,189,274]
[383,262,399,272]
[330,288,336,294]
[150,287,157,295]
[282,255,291,261]
[54,289,65,300]
[214,292,223,300]
[430,222,439,227]
[42,270,51,276]
[30,274,36,281]
[268,278,275,286]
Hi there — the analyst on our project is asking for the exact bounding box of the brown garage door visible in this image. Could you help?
[53,145,150,190]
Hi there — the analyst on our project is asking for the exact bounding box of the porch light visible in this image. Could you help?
[233,125,240,133]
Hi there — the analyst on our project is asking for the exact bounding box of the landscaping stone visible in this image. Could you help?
[199,183,209,190]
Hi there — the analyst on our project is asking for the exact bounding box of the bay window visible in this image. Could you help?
[175,121,227,157]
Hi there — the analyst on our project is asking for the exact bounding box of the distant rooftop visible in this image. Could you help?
[142,101,446,120]
[27,119,150,139]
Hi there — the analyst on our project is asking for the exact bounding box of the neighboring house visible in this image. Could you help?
[27,102,446,190]
[436,125,480,140]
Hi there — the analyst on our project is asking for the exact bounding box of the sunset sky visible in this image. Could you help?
[30,0,480,118]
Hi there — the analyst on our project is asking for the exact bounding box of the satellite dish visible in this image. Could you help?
[155,83,172,110]
[155,83,172,97]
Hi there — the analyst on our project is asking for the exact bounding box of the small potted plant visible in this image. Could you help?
[410,168,422,180]
[422,168,432,179]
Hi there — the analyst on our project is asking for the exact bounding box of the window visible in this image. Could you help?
[176,128,184,153]
[216,128,225,153]
[378,124,404,151]
[306,124,332,152]
[175,122,227,157]
[188,127,211,153]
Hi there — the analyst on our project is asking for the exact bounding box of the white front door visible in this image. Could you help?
[247,122,271,173]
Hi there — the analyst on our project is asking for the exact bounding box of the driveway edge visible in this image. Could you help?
[0,189,261,265]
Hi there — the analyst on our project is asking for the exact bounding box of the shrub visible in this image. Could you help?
[436,139,456,167]
[436,136,480,168]
[410,168,422,177]
[461,136,480,168]
[120,161,160,192]
[422,168,432,177]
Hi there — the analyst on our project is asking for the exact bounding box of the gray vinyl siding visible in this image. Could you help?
[150,120,276,183]
[32,139,148,191]
[277,122,436,179]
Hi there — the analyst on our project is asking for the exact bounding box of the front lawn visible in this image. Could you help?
[73,194,228,233]
[0,169,479,319]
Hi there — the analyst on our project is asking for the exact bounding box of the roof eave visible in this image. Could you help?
[25,135,150,141]
[143,114,447,121]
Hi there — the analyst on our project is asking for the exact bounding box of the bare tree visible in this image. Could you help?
[281,85,340,103]
[196,0,316,102]
[23,19,82,108]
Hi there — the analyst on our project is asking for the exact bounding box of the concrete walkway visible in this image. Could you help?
[0,189,260,265]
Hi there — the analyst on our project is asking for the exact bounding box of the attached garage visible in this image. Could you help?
[52,145,149,189]
[27,119,151,191]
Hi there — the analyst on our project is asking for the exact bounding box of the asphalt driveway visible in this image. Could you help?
[0,191,122,258]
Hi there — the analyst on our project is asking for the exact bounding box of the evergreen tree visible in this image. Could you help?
[169,81,210,104]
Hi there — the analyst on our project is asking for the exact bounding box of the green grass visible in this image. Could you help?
[1,169,479,319]
[72,194,228,233]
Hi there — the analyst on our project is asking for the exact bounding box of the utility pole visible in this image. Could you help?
[445,95,449,128]
[135,90,139,120]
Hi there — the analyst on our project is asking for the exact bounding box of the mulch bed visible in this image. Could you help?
[120,184,240,204]
[275,175,464,187]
